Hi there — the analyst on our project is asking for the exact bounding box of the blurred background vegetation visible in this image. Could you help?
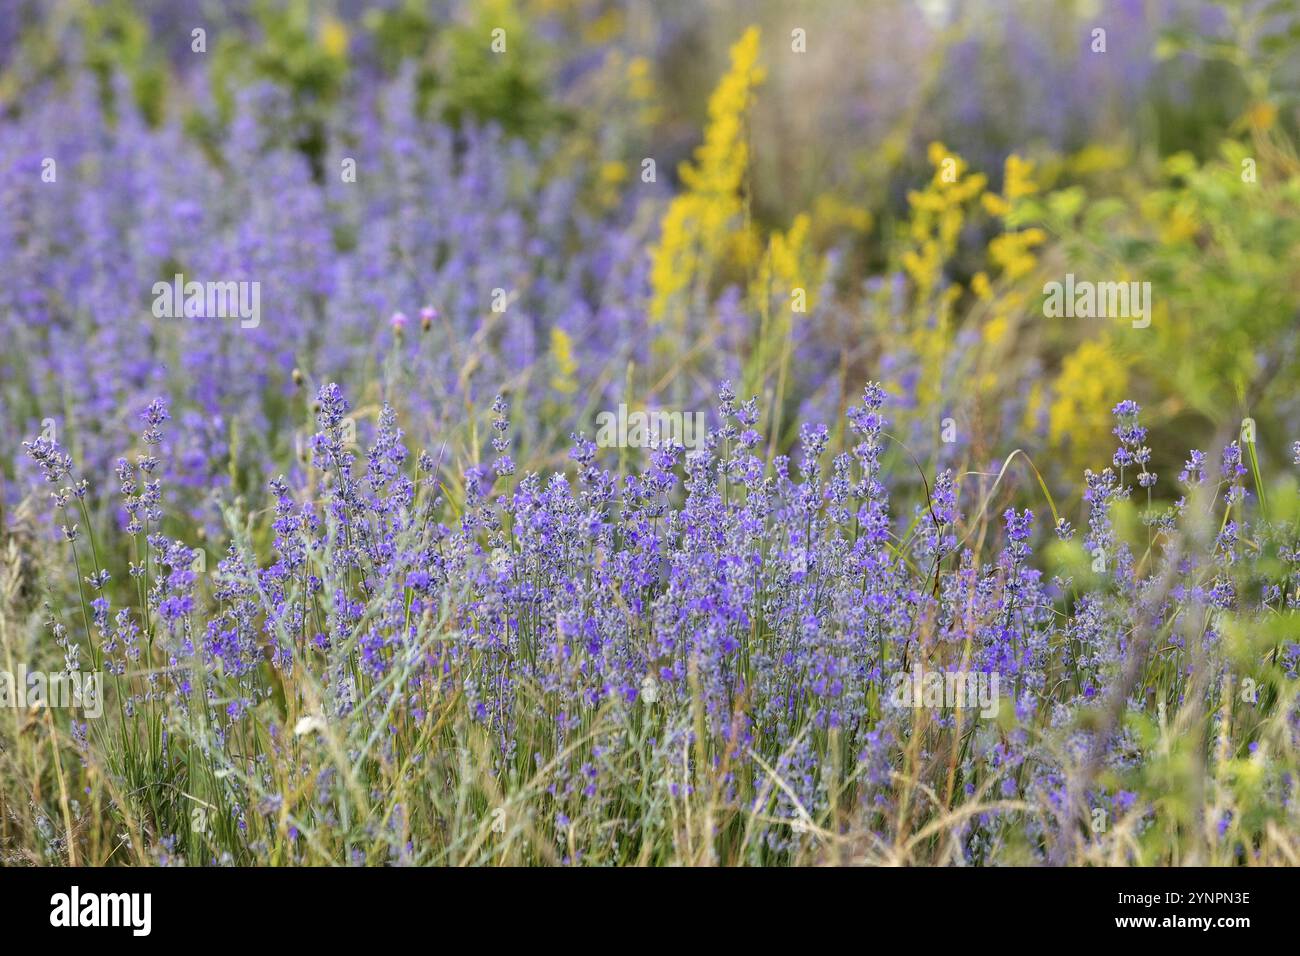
[1,0,1297,505]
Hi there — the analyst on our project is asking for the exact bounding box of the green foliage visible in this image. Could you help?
[79,0,168,126]
[207,0,350,174]
[1145,144,1299,416]
[1028,139,1300,441]
[362,0,438,74]
[436,0,566,139]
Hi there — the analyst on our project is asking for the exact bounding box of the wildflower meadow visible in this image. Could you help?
[1,0,1299,895]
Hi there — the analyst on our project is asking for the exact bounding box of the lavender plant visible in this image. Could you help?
[8,382,1297,866]
[2,0,1298,870]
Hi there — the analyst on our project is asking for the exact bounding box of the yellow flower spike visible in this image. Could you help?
[981,193,1011,218]
[549,328,579,395]
[812,194,872,234]
[939,206,964,247]
[983,312,1010,347]
[627,56,655,101]
[988,228,1046,280]
[648,26,765,326]
[1023,381,1045,433]
[1049,337,1129,458]
[769,214,811,283]
[950,172,987,203]
[1246,101,1277,132]
[908,190,947,214]
[319,15,349,59]
[900,143,998,311]
[1004,154,1039,199]
[1068,143,1128,176]
[1160,205,1199,244]
[597,160,628,210]
[599,161,627,186]
[980,154,1037,226]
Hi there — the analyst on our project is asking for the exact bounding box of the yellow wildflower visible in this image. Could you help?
[600,160,627,185]
[319,15,349,59]
[596,160,628,210]
[1068,143,1128,176]
[626,55,661,126]
[549,328,579,395]
[901,143,987,300]
[1049,336,1129,457]
[627,56,655,100]
[648,26,764,325]
[983,313,1009,347]
[811,193,872,236]
[1023,381,1045,433]
[1004,154,1038,199]
[981,193,1011,217]
[677,26,765,197]
[1246,100,1277,132]
[988,228,1046,280]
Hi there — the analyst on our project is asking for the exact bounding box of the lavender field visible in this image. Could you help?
[2,0,1299,869]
